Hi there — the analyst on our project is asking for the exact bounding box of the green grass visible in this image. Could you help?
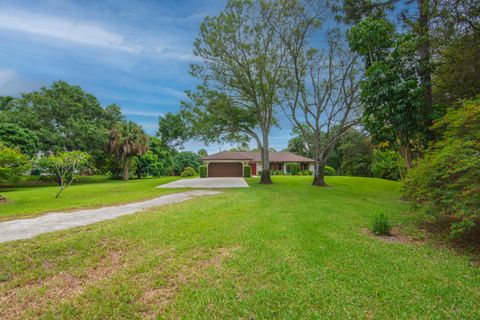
[0,175,186,220]
[1,176,479,319]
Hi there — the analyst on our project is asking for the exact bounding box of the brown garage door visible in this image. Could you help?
[208,163,242,177]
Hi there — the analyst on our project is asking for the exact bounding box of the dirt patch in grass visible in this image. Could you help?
[0,248,125,319]
[362,226,426,244]
[0,196,7,204]
[138,246,239,319]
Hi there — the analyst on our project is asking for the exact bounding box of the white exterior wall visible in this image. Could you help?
[309,163,315,175]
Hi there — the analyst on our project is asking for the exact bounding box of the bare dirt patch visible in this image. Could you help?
[0,196,7,204]
[138,246,239,319]
[362,226,426,244]
[0,248,125,319]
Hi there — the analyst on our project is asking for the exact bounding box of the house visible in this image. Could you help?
[200,151,314,177]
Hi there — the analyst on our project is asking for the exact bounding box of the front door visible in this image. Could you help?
[250,163,257,175]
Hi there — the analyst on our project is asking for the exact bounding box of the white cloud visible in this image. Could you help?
[122,109,162,117]
[0,68,40,96]
[0,8,141,53]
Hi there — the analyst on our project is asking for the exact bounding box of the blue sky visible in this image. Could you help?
[0,0,296,153]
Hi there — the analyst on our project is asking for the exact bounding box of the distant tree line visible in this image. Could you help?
[0,81,203,197]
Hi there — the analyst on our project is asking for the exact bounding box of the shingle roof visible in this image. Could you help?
[201,151,314,162]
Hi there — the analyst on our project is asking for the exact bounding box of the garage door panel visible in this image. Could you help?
[208,163,242,177]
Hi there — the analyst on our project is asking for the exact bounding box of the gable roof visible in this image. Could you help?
[201,151,314,162]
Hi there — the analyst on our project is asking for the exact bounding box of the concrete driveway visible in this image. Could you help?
[158,177,249,188]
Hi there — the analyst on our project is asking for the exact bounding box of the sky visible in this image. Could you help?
[0,0,296,154]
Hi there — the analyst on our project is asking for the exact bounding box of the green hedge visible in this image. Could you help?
[199,165,207,178]
[243,165,251,178]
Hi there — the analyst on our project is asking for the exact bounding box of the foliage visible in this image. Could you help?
[173,152,201,175]
[37,151,91,198]
[180,166,197,177]
[359,32,429,168]
[371,211,393,236]
[371,149,404,181]
[287,127,313,158]
[433,31,480,106]
[134,151,164,178]
[347,17,395,67]
[197,149,208,158]
[324,166,336,176]
[336,129,372,177]
[157,113,190,150]
[199,165,207,178]
[108,121,149,181]
[285,163,300,175]
[0,123,39,156]
[0,144,30,186]
[404,98,480,238]
[243,165,251,178]
[3,81,122,167]
[0,95,14,111]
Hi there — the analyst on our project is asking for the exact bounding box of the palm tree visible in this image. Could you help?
[108,121,149,181]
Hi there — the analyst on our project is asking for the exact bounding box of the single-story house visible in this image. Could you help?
[200,151,314,177]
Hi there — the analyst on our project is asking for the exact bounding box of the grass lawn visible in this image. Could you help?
[0,176,186,221]
[1,176,479,319]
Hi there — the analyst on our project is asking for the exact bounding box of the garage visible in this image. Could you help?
[208,163,242,177]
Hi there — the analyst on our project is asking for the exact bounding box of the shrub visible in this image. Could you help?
[286,163,300,175]
[0,143,30,186]
[258,170,262,177]
[371,149,404,181]
[180,166,197,177]
[243,165,251,177]
[371,212,392,236]
[403,97,480,239]
[324,166,336,176]
[272,170,285,176]
[199,165,207,178]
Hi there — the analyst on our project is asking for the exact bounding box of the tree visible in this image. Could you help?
[359,33,428,168]
[134,151,164,178]
[173,151,201,175]
[287,127,314,159]
[197,149,208,158]
[108,121,149,181]
[284,30,362,186]
[0,144,30,200]
[4,81,122,167]
[157,112,190,151]
[0,96,14,111]
[38,151,91,198]
[335,128,373,177]
[0,123,39,156]
[183,0,314,184]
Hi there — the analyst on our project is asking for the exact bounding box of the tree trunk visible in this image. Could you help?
[260,134,272,184]
[312,158,327,187]
[418,0,434,129]
[123,159,129,181]
[400,145,412,170]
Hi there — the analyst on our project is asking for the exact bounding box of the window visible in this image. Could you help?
[270,162,283,171]
[299,162,309,171]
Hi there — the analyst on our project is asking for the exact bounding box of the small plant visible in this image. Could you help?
[181,166,197,177]
[199,165,207,178]
[243,165,251,177]
[371,212,392,236]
